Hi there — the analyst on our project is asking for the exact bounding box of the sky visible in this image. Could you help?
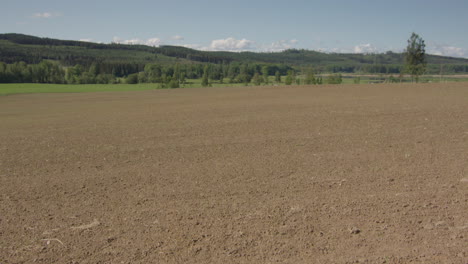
[1,0,468,58]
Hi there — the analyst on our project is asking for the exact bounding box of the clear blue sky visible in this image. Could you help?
[1,0,468,57]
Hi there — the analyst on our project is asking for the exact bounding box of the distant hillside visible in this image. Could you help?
[155,45,468,66]
[2,33,468,69]
[0,33,190,66]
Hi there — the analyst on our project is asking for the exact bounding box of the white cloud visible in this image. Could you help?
[171,35,184,41]
[353,43,377,54]
[209,37,255,51]
[205,38,299,52]
[182,44,206,50]
[33,12,52,18]
[125,38,145,45]
[79,38,93,42]
[109,36,301,52]
[146,38,162,46]
[32,12,62,18]
[112,37,143,45]
[112,36,162,46]
[112,37,121,43]
[261,39,299,52]
[182,39,299,52]
[428,44,467,58]
[332,48,349,53]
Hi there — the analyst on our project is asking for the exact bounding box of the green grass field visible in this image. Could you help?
[0,83,162,96]
[0,81,251,96]
[0,79,263,96]
[2,75,468,96]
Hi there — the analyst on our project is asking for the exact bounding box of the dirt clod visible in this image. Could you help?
[349,227,361,234]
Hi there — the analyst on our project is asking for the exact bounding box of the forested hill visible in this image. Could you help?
[2,33,468,70]
[155,45,468,66]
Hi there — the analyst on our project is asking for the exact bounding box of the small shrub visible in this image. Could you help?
[327,74,342,84]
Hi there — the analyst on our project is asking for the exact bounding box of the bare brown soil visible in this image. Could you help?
[1,83,467,264]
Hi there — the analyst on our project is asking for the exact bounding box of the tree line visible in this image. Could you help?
[0,60,293,85]
[0,59,345,86]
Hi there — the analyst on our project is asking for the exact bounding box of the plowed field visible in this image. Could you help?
[1,83,467,263]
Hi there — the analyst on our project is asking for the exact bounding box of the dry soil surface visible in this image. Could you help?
[0,83,467,264]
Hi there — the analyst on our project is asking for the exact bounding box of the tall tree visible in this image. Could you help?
[405,32,426,82]
[275,71,281,83]
[304,70,316,85]
[201,65,209,87]
[262,66,269,84]
[285,70,294,85]
[251,72,263,86]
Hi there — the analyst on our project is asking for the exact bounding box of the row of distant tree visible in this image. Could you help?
[0,59,348,86]
[2,60,467,85]
[0,61,294,85]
